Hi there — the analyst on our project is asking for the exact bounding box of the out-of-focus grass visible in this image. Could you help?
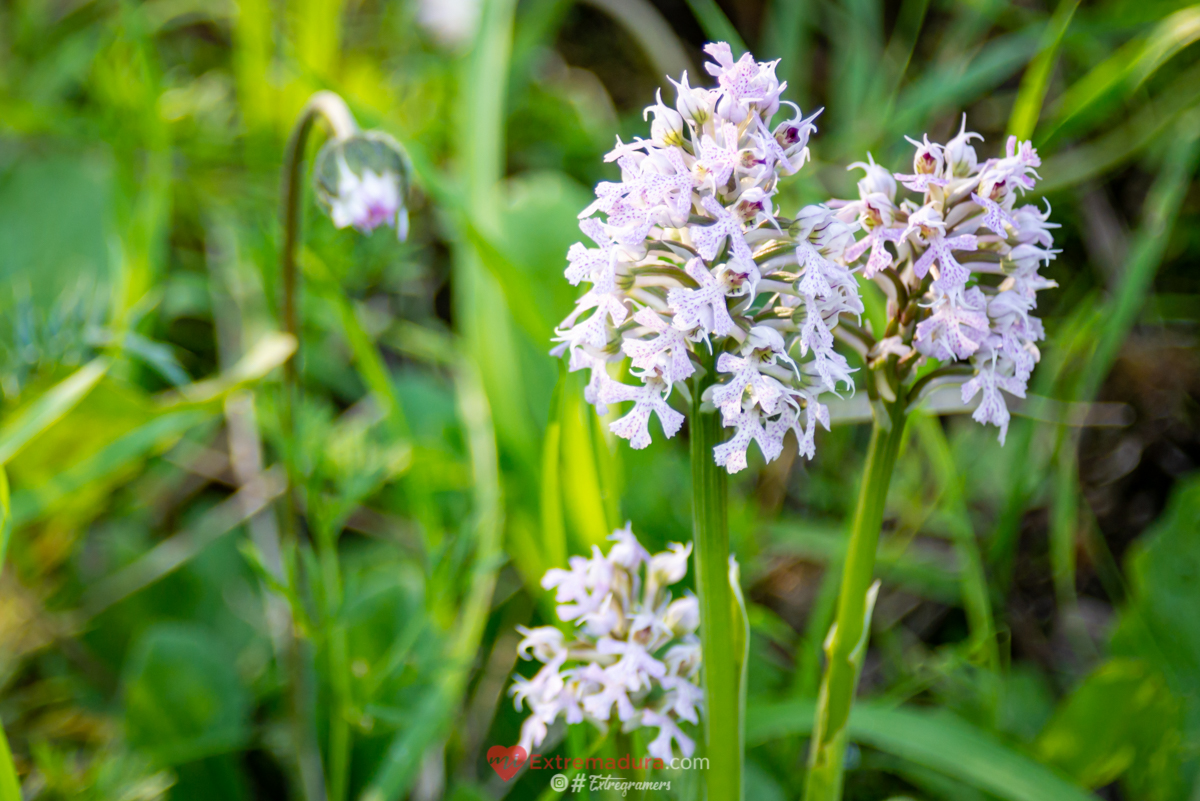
[0,0,1197,799]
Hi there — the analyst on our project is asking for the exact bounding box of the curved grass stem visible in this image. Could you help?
[277,91,359,801]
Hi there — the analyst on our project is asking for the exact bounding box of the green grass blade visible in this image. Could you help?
[0,467,17,801]
[157,333,296,408]
[769,520,961,603]
[361,357,504,801]
[913,415,996,668]
[684,0,746,53]
[761,0,814,105]
[891,30,1040,138]
[0,717,18,801]
[540,364,569,571]
[1007,0,1080,141]
[1079,112,1200,401]
[0,357,110,465]
[587,0,693,82]
[0,467,9,570]
[752,699,1094,801]
[1041,5,1200,144]
[1039,62,1200,192]
[9,408,213,528]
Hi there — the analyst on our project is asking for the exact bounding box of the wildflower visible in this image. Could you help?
[553,41,862,472]
[313,131,410,239]
[509,526,702,758]
[832,118,1059,442]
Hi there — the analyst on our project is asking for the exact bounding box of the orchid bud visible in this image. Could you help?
[663,596,700,635]
[790,204,830,239]
[670,71,710,125]
[649,542,692,585]
[943,116,982,177]
[745,324,787,355]
[646,89,685,147]
[849,153,896,201]
[314,131,411,239]
[907,134,944,176]
[516,625,565,662]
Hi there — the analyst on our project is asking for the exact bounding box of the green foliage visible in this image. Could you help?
[0,0,1198,798]
[122,625,252,766]
[1036,659,1183,797]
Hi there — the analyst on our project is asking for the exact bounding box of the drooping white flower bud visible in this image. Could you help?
[314,131,411,240]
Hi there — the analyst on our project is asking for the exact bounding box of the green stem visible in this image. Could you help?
[690,353,742,801]
[805,399,908,801]
[277,91,357,801]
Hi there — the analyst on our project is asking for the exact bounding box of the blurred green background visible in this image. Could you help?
[0,0,1198,799]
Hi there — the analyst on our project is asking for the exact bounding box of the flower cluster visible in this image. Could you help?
[552,42,863,473]
[510,525,702,762]
[314,131,411,239]
[832,118,1059,442]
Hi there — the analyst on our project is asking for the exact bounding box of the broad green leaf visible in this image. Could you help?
[123,624,251,765]
[1111,474,1200,751]
[1036,659,1182,797]
[748,699,1095,801]
[0,357,110,465]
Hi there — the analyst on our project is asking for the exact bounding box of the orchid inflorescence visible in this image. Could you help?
[831,118,1059,443]
[552,42,863,473]
[510,525,702,762]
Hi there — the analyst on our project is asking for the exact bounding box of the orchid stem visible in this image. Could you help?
[804,397,908,801]
[278,91,358,801]
[690,350,743,801]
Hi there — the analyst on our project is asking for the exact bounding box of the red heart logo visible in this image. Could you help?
[486,745,527,782]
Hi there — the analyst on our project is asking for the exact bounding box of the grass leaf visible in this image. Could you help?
[748,699,1095,801]
[0,357,110,465]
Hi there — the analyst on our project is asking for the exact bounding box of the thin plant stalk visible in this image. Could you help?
[690,352,742,801]
[805,397,908,801]
[277,90,358,801]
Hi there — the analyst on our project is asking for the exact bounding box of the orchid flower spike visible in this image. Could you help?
[553,41,862,473]
[832,116,1059,444]
[510,525,702,760]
